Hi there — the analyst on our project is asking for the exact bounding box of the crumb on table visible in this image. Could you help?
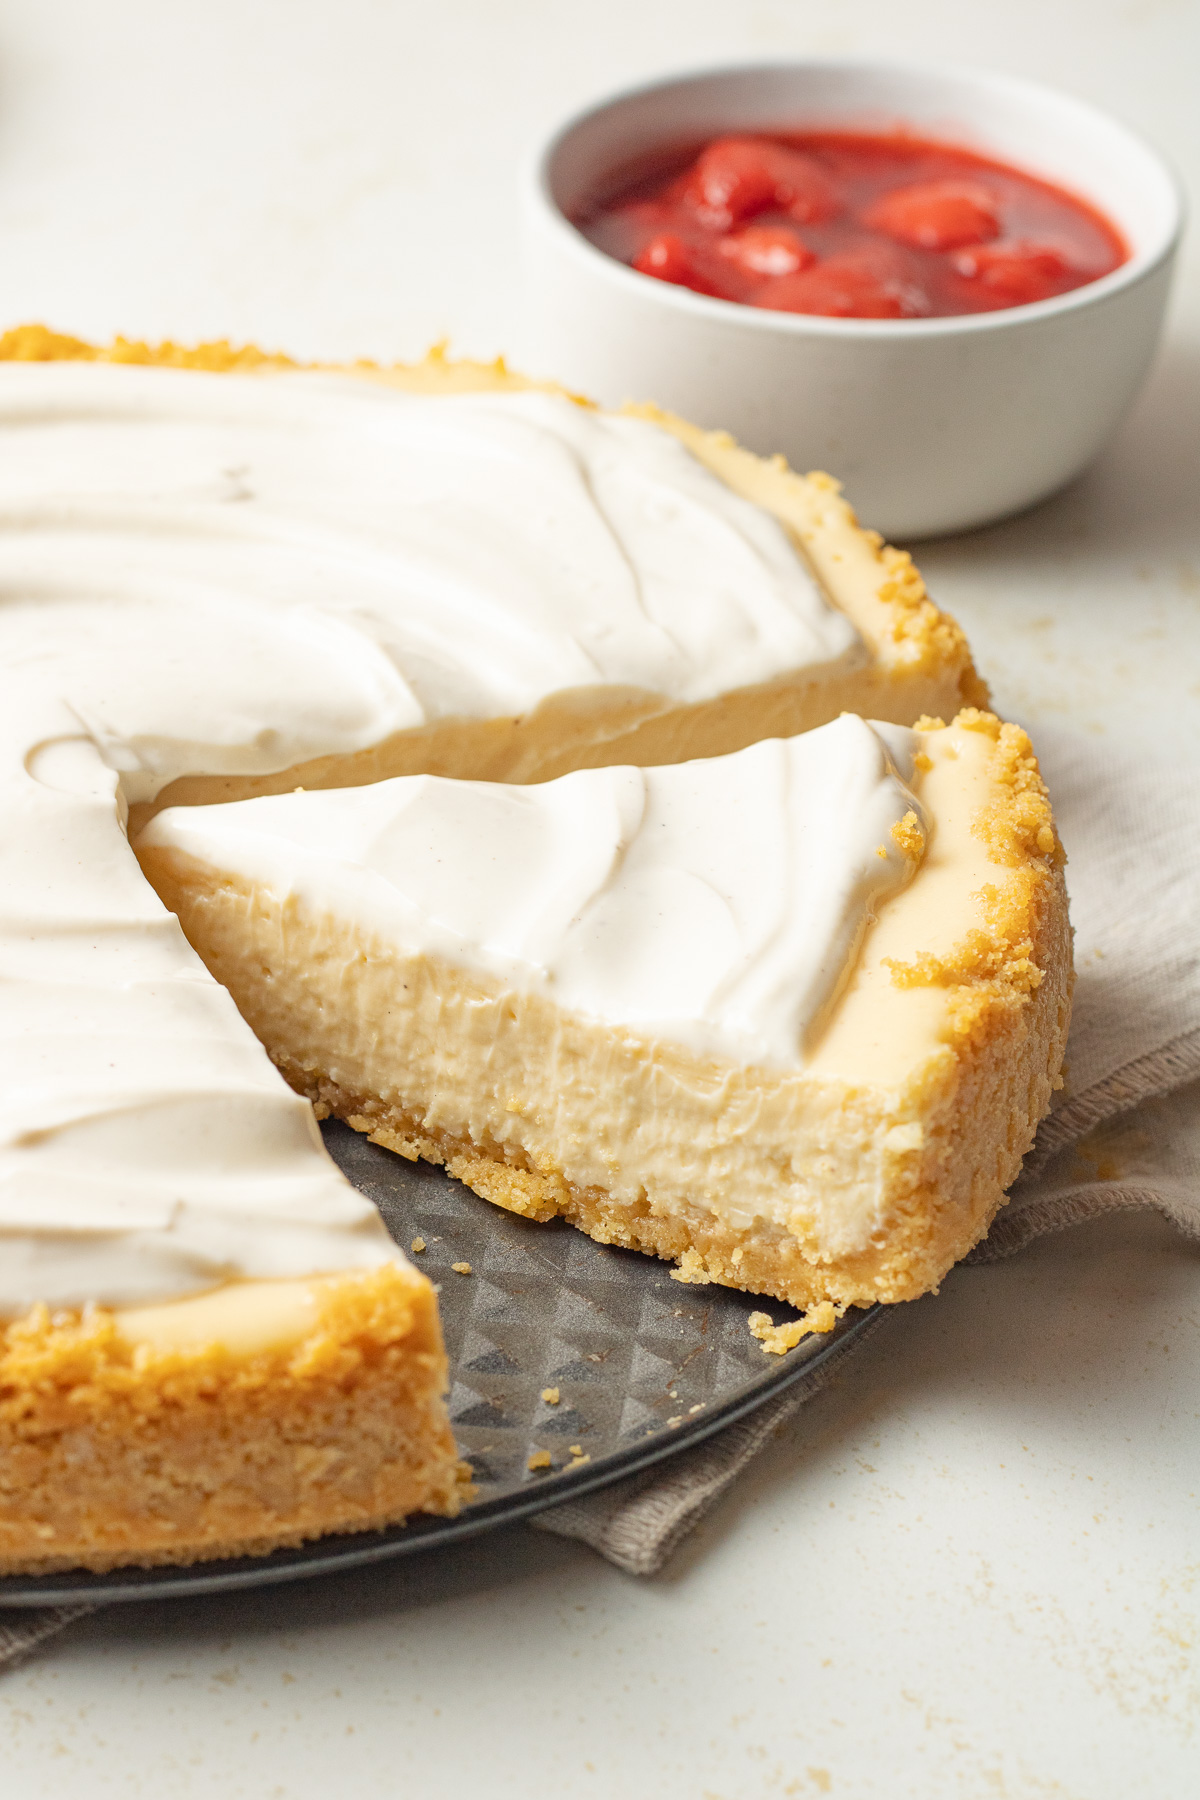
[451,1261,472,1275]
[410,1237,426,1254]
[527,1449,552,1473]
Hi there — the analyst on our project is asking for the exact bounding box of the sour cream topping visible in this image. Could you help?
[142,716,924,1069]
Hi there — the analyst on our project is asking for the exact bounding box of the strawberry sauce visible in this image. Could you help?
[575,132,1128,319]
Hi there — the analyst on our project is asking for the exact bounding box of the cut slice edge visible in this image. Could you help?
[136,710,1072,1315]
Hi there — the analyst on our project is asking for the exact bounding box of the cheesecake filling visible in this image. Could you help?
[133,718,1004,1260]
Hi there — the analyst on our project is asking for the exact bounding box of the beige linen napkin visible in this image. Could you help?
[4,726,1199,1660]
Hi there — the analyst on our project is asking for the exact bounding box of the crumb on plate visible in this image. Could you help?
[748,1300,839,1355]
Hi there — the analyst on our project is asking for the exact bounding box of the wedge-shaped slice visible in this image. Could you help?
[0,1264,462,1577]
[138,711,1072,1312]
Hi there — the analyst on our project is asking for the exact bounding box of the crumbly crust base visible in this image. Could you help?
[0,1266,462,1577]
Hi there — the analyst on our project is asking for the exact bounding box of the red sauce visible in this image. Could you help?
[575,132,1128,319]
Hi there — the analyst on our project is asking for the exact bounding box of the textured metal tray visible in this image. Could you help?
[0,1121,875,1605]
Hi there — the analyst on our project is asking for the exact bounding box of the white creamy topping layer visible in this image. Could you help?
[0,360,867,1312]
[0,362,861,799]
[142,717,924,1069]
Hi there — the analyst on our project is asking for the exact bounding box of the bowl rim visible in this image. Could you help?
[527,55,1186,342]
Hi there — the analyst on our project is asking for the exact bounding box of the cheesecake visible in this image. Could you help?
[138,710,1072,1312]
[0,324,1013,1575]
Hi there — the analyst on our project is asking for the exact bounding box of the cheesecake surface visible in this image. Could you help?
[0,326,1011,1575]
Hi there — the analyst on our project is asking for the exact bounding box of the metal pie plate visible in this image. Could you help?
[0,1121,875,1604]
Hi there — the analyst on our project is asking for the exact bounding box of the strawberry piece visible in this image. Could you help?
[682,137,841,229]
[682,138,776,226]
[718,224,815,277]
[753,247,932,319]
[632,232,723,296]
[864,180,1001,251]
[952,239,1083,305]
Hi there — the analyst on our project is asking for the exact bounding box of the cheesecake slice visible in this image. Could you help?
[138,710,1072,1311]
[0,1265,462,1576]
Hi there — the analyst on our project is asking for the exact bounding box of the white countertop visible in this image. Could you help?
[2,3,1198,1793]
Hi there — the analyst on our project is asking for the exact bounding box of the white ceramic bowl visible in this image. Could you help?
[521,61,1182,538]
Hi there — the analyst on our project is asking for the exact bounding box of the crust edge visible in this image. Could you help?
[0,1265,463,1578]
